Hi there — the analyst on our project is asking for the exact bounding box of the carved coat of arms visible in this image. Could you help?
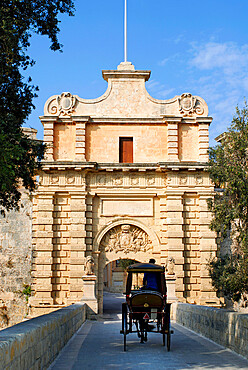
[101,224,152,254]
[57,92,76,116]
[178,93,204,116]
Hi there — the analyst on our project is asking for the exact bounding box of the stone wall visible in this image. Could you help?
[0,302,86,369]
[174,302,248,359]
[0,189,33,329]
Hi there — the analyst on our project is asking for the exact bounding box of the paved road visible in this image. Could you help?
[49,293,248,370]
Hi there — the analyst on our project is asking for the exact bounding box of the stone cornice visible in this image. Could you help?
[102,70,151,82]
[39,116,212,125]
[40,115,90,124]
[40,161,208,172]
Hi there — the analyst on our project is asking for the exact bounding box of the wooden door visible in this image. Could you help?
[119,137,133,163]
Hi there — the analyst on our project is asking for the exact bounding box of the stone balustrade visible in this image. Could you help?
[0,303,86,369]
[174,302,248,359]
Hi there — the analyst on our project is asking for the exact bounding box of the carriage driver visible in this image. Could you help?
[143,258,160,291]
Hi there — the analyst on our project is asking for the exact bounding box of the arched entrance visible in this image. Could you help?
[103,258,138,293]
[93,218,161,313]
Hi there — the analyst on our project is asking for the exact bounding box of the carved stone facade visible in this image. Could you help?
[30,62,219,315]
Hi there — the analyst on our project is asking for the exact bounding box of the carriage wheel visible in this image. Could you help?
[122,303,128,351]
[167,332,171,351]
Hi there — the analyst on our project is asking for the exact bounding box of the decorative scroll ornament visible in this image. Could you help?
[57,92,76,116]
[101,224,152,254]
[178,93,204,116]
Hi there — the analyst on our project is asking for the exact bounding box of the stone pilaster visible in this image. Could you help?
[67,193,87,305]
[42,119,55,161]
[167,122,179,162]
[165,191,185,300]
[74,117,88,161]
[52,192,71,305]
[86,195,93,251]
[198,123,209,162]
[30,193,54,306]
[198,193,219,305]
[159,195,168,266]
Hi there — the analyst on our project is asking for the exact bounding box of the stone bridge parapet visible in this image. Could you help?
[0,303,86,369]
[174,302,248,359]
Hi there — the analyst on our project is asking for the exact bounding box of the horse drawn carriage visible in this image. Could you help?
[120,262,173,351]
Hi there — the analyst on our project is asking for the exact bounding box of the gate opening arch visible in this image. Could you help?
[92,218,161,313]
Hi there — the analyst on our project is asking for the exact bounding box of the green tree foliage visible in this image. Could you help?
[0,0,74,212]
[118,259,137,271]
[208,103,248,302]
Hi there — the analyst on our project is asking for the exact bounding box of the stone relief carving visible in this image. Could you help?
[195,175,203,185]
[50,175,59,184]
[147,175,155,185]
[113,175,123,186]
[87,173,165,188]
[168,173,206,187]
[47,92,77,116]
[130,175,139,185]
[85,256,95,275]
[100,224,152,254]
[178,93,204,116]
[66,175,75,184]
[179,175,187,185]
[97,175,106,185]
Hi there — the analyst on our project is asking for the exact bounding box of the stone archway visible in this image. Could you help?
[92,218,161,313]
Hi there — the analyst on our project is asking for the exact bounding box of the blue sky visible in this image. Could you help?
[24,0,248,146]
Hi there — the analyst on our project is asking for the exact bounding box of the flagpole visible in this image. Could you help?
[124,0,127,62]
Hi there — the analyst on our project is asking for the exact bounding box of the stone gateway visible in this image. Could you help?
[30,62,219,315]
